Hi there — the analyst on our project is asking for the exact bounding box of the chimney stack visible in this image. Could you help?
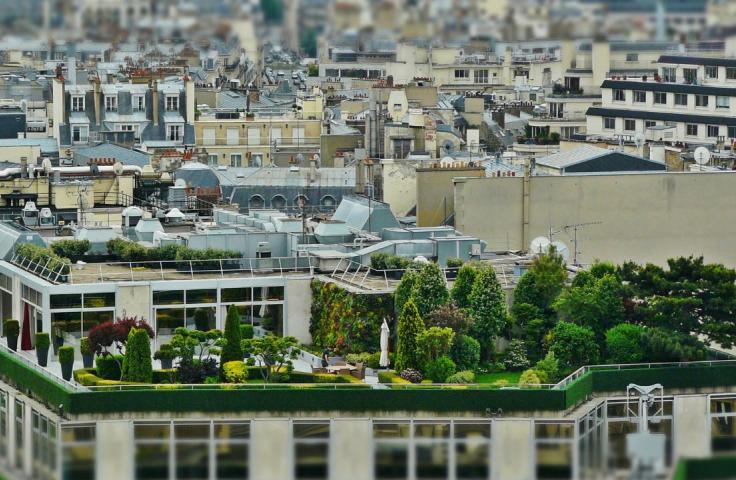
[93,76,101,126]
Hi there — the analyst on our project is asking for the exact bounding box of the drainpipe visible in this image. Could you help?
[152,80,159,127]
[93,76,101,126]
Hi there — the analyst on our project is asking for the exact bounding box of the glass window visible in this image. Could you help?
[155,308,185,339]
[662,67,676,82]
[706,66,718,79]
[633,91,646,103]
[186,307,216,332]
[52,311,83,337]
[624,119,636,131]
[83,310,113,334]
[712,416,736,454]
[645,121,656,128]
[536,443,573,480]
[294,422,329,479]
[221,287,252,303]
[186,289,217,304]
[675,93,688,106]
[51,294,81,309]
[708,125,720,138]
[61,425,95,480]
[654,92,667,104]
[83,292,115,308]
[687,124,699,136]
[604,117,615,130]
[696,95,709,107]
[375,443,408,479]
[717,96,730,109]
[727,68,736,80]
[175,424,210,480]
[455,423,490,480]
[730,127,736,139]
[215,422,249,479]
[613,89,625,101]
[153,290,184,305]
[535,423,574,439]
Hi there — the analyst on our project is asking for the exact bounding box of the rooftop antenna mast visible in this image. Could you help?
[561,221,602,266]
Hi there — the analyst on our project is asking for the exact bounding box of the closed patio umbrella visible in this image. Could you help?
[379,319,390,368]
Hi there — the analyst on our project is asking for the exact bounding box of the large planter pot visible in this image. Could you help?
[61,362,73,381]
[7,335,18,351]
[37,347,49,367]
[82,353,94,369]
[160,358,173,370]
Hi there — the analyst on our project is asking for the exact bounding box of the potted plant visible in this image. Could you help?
[59,346,74,381]
[35,332,50,367]
[445,257,464,279]
[80,337,94,369]
[154,343,176,370]
[52,325,64,355]
[3,320,19,351]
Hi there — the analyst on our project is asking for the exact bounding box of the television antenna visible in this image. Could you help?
[561,221,602,266]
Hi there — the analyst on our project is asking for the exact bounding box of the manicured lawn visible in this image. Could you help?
[475,371,522,385]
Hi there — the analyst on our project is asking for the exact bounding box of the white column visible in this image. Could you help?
[23,402,32,478]
[251,419,292,480]
[330,419,372,480]
[492,419,534,480]
[95,421,134,480]
[673,395,711,460]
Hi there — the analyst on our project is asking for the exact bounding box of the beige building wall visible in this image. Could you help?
[250,419,292,480]
[416,165,486,227]
[116,284,151,320]
[330,419,373,480]
[0,145,41,163]
[673,395,711,461]
[492,419,534,480]
[381,159,418,217]
[96,421,135,480]
[455,173,736,266]
[284,277,312,344]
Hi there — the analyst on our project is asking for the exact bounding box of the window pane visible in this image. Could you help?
[135,443,169,480]
[153,290,184,305]
[535,423,574,439]
[375,443,408,479]
[414,423,449,439]
[536,443,573,480]
[52,311,82,338]
[455,423,491,440]
[135,424,170,440]
[186,289,217,305]
[186,307,216,332]
[456,442,489,479]
[62,445,94,480]
[83,292,115,308]
[83,311,113,335]
[712,417,736,454]
[62,426,95,443]
[294,423,329,439]
[176,442,209,479]
[175,423,210,439]
[155,309,185,338]
[221,288,252,303]
[216,443,248,479]
[416,443,448,479]
[51,294,82,309]
[295,443,328,479]
[215,422,250,440]
[712,398,736,414]
[374,423,410,439]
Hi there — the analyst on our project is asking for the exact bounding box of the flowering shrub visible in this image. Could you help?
[399,368,423,384]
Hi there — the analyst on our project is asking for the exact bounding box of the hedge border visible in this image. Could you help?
[672,456,736,480]
[0,349,73,410]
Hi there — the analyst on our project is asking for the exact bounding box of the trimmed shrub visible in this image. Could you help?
[399,369,423,384]
[533,351,560,384]
[223,361,249,383]
[424,356,456,383]
[450,335,481,372]
[468,266,508,361]
[548,322,600,373]
[193,309,211,332]
[519,369,541,385]
[377,371,410,384]
[3,319,19,338]
[220,306,243,366]
[451,263,479,309]
[153,343,176,361]
[80,337,93,356]
[426,303,471,334]
[50,239,90,262]
[446,370,475,384]
[345,352,372,365]
[393,269,418,317]
[152,369,177,384]
[605,324,646,364]
[416,327,455,367]
[35,332,50,350]
[58,345,74,365]
[503,340,531,371]
[370,252,390,270]
[240,324,254,340]
[446,257,464,268]
[395,300,425,372]
[122,328,153,383]
[96,355,124,380]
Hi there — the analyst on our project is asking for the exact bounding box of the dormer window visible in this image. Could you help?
[105,95,117,112]
[133,94,145,112]
[166,95,179,112]
[71,95,85,112]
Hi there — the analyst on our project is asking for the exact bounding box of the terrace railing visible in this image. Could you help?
[10,252,71,284]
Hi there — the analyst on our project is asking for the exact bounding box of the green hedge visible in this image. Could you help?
[0,349,72,409]
[591,365,736,393]
[672,456,736,480]
[74,368,178,386]
[378,371,411,384]
[564,372,594,409]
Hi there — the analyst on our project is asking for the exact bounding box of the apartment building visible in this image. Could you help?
[586,55,736,146]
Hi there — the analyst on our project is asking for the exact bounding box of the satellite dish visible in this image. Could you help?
[530,236,551,255]
[551,240,570,263]
[113,162,124,175]
[174,178,187,188]
[694,147,711,166]
[634,132,645,149]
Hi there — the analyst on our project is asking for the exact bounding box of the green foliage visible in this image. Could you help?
[394,269,418,316]
[424,356,457,383]
[370,253,390,270]
[3,319,19,338]
[548,322,600,373]
[58,345,74,365]
[468,266,508,361]
[153,343,176,361]
[395,300,425,372]
[641,327,707,362]
[242,335,299,382]
[95,354,124,380]
[416,326,455,367]
[193,309,211,332]
[152,369,177,384]
[307,64,319,77]
[451,263,479,309]
[106,238,241,266]
[399,368,424,383]
[35,333,50,350]
[503,340,530,371]
[512,249,566,320]
[426,303,470,334]
[223,361,249,383]
[240,324,254,340]
[221,306,243,365]
[345,352,373,366]
[519,369,541,385]
[310,280,393,353]
[377,371,411,384]
[450,335,481,372]
[605,324,646,364]
[122,328,153,383]
[50,239,90,262]
[15,243,70,276]
[446,370,475,384]
[79,337,93,355]
[532,351,560,383]
[446,257,464,268]
[260,0,283,23]
[554,273,625,341]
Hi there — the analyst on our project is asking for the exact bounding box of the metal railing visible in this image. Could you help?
[10,252,69,284]
[85,383,368,391]
[552,359,736,390]
[0,341,81,391]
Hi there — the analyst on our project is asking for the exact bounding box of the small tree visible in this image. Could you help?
[243,335,299,382]
[424,355,456,383]
[411,263,449,318]
[450,335,481,372]
[426,303,471,334]
[503,339,530,371]
[416,327,455,368]
[554,273,625,342]
[468,266,508,361]
[121,328,153,383]
[532,351,560,383]
[220,305,243,365]
[605,324,646,364]
[519,368,541,386]
[394,269,418,316]
[548,322,600,373]
[395,300,425,372]
[512,249,566,319]
[171,328,222,363]
[451,264,479,310]
[88,315,153,380]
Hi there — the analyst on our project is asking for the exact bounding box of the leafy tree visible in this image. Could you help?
[503,339,530,371]
[468,266,508,361]
[394,269,418,316]
[426,303,470,334]
[605,324,646,364]
[88,315,154,378]
[533,351,560,383]
[121,328,153,383]
[242,335,300,382]
[547,321,600,373]
[519,369,541,385]
[416,327,455,367]
[641,327,707,362]
[424,356,456,383]
[554,273,625,342]
[411,263,449,318]
[170,328,222,364]
[589,261,617,279]
[512,248,566,319]
[395,300,425,371]
[451,264,479,309]
[220,305,243,366]
[450,334,481,371]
